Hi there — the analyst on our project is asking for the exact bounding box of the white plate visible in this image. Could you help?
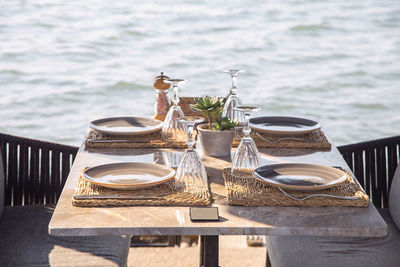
[253,163,347,191]
[82,162,175,190]
[89,116,163,136]
[249,116,320,135]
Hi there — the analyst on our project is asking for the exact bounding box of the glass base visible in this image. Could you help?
[175,150,208,191]
[232,137,261,173]
[161,105,186,142]
[222,95,244,123]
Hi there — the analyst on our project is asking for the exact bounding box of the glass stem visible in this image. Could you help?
[186,124,195,149]
[172,85,179,106]
[231,76,237,95]
[243,113,251,137]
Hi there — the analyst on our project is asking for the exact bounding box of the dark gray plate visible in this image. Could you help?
[253,163,347,191]
[249,116,320,135]
[89,116,163,136]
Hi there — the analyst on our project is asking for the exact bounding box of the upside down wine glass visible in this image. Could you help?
[161,79,186,142]
[175,116,208,192]
[222,70,245,124]
[232,105,261,174]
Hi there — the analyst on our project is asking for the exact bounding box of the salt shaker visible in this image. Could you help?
[153,72,171,121]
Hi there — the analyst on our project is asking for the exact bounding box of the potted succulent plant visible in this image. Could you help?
[191,96,237,157]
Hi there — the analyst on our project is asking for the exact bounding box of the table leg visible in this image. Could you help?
[199,235,219,267]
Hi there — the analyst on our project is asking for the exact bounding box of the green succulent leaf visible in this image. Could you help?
[212,117,238,131]
[190,96,225,128]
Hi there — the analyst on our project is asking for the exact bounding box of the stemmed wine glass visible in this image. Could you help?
[232,105,261,174]
[222,70,244,124]
[175,116,208,191]
[161,79,186,142]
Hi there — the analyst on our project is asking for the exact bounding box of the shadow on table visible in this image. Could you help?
[258,147,320,158]
[223,199,376,235]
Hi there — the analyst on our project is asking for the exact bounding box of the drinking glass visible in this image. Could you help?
[153,151,181,168]
[175,116,208,191]
[161,79,186,142]
[222,70,244,123]
[232,105,261,173]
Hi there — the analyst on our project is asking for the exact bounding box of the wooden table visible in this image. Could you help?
[49,142,388,267]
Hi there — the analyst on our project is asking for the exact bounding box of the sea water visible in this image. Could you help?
[1,0,399,146]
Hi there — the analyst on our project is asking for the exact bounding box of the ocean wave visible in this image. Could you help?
[108,81,151,91]
[0,69,24,75]
[290,24,335,32]
[354,103,386,110]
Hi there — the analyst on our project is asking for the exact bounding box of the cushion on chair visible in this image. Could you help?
[0,205,130,267]
[389,165,400,229]
[0,153,4,218]
[266,209,400,267]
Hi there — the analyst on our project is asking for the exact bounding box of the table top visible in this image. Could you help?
[49,140,388,237]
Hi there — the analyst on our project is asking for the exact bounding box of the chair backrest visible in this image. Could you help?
[389,165,400,228]
[0,132,78,206]
[0,152,4,218]
[338,135,400,208]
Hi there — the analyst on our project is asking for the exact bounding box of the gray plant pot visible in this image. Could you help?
[197,124,235,157]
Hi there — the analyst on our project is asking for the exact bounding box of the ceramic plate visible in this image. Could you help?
[82,162,175,190]
[89,116,163,136]
[253,163,347,191]
[249,116,320,135]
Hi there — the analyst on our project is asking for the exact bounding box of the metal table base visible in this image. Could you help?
[200,235,220,267]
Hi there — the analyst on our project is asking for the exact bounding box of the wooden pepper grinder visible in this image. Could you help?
[153,72,171,121]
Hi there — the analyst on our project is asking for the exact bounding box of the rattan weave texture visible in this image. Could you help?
[223,168,369,207]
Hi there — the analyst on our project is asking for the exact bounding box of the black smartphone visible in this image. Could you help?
[190,207,219,222]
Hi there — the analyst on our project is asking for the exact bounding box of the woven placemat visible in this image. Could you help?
[85,97,206,148]
[232,129,331,149]
[181,96,330,149]
[222,168,369,207]
[72,172,211,207]
[85,130,189,148]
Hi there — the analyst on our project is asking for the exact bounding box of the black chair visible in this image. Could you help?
[266,135,400,267]
[0,133,130,267]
